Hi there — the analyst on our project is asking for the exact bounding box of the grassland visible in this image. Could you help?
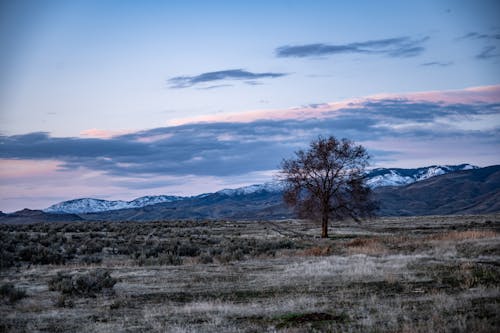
[1,215,499,332]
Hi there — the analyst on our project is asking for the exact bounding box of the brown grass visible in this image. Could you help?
[1,216,499,332]
[345,237,387,255]
[296,245,333,256]
[427,230,498,241]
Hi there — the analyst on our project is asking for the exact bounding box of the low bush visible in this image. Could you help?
[135,253,183,266]
[55,294,74,308]
[81,255,103,264]
[48,269,117,297]
[0,250,16,269]
[0,283,26,303]
[177,242,201,257]
[216,249,245,263]
[198,254,214,264]
[18,244,66,265]
[276,312,349,329]
[78,239,104,255]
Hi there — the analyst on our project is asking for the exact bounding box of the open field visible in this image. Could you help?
[1,215,499,332]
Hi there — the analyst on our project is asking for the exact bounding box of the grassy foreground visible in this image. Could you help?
[1,215,499,332]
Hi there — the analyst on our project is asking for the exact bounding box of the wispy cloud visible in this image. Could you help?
[80,128,134,139]
[197,84,233,90]
[459,31,500,41]
[476,45,500,59]
[457,30,500,60]
[1,86,498,184]
[275,36,428,58]
[420,61,453,67]
[168,69,287,88]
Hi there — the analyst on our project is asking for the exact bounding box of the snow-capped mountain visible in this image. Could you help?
[366,164,477,188]
[217,182,284,196]
[44,195,184,214]
[45,164,478,214]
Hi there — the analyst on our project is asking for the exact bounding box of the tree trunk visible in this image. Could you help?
[321,214,328,238]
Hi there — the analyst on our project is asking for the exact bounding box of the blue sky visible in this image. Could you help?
[1,0,499,211]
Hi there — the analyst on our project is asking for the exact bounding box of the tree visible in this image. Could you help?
[280,136,376,238]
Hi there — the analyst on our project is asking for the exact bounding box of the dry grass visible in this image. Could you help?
[296,245,333,256]
[1,215,499,332]
[426,230,498,241]
[346,237,388,255]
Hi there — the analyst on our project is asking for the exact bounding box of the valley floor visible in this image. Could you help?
[1,215,499,332]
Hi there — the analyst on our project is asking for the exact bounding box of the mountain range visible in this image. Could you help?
[44,195,184,214]
[374,165,500,216]
[44,164,476,214]
[1,164,498,223]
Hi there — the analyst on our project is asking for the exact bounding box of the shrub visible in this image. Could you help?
[471,264,500,286]
[217,249,245,263]
[199,254,214,264]
[136,253,183,266]
[18,244,66,265]
[81,255,103,265]
[78,239,104,255]
[0,283,26,303]
[48,269,117,297]
[177,243,201,257]
[0,250,16,269]
[55,294,74,308]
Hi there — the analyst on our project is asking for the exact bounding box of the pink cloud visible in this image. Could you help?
[80,128,134,139]
[135,133,174,143]
[3,85,499,212]
[0,159,62,178]
[370,84,500,104]
[166,101,353,126]
[168,85,500,126]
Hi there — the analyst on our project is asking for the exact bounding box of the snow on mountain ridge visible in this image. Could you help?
[366,170,414,188]
[217,182,284,196]
[45,195,183,214]
[366,164,478,188]
[45,164,478,214]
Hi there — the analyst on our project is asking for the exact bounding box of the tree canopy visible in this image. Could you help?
[280,136,376,238]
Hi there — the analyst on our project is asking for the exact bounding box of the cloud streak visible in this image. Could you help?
[2,86,499,212]
[460,32,500,41]
[275,36,428,58]
[168,69,287,88]
[476,45,500,59]
[457,30,500,60]
[420,61,453,67]
[1,86,499,184]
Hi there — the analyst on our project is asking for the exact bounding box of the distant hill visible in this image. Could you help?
[81,190,289,221]
[374,165,500,216]
[44,195,184,214]
[2,164,498,223]
[81,165,500,221]
[44,164,476,214]
[0,209,84,224]
[366,164,477,187]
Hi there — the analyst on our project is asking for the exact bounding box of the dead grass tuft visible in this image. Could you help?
[299,246,333,256]
[427,230,498,242]
[346,238,387,255]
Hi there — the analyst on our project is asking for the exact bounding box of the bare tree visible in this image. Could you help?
[280,136,376,238]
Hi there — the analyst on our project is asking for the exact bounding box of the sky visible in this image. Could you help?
[0,0,499,212]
